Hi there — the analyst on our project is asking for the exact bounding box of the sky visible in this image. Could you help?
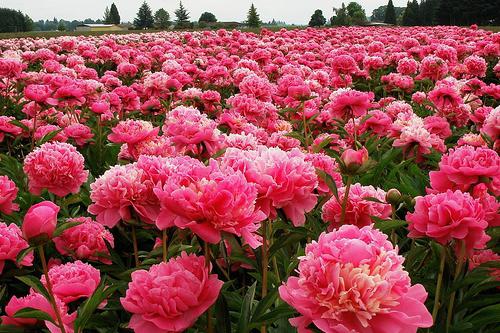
[0,0,409,25]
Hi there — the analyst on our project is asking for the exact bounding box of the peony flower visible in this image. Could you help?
[340,148,369,174]
[23,142,89,197]
[322,183,392,230]
[0,222,33,273]
[154,158,266,247]
[279,225,433,333]
[469,249,500,281]
[22,201,60,242]
[429,145,500,196]
[41,260,100,303]
[0,175,19,215]
[53,217,115,264]
[121,252,223,333]
[220,147,318,227]
[1,290,75,332]
[108,119,159,146]
[407,190,490,255]
[327,89,374,120]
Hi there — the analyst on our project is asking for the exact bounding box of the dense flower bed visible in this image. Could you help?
[0,26,499,333]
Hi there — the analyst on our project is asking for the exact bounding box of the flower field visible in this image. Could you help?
[0,26,499,333]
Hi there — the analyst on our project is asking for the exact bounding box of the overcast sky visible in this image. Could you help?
[1,1,409,24]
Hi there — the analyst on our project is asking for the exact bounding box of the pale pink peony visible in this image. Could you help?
[429,145,500,196]
[1,290,75,333]
[220,147,318,226]
[121,252,223,333]
[41,260,100,304]
[154,158,266,247]
[88,163,160,228]
[322,183,392,230]
[407,190,490,255]
[23,142,88,197]
[279,225,433,333]
[0,175,19,215]
[53,217,115,264]
[0,222,33,274]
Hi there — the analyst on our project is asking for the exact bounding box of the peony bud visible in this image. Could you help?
[340,147,369,174]
[22,201,60,243]
[386,189,402,205]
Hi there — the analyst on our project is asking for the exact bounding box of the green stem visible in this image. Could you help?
[339,176,353,225]
[38,246,66,333]
[302,102,309,150]
[162,229,168,263]
[446,241,466,332]
[432,245,446,322]
[204,242,214,333]
[131,225,139,267]
[261,220,269,333]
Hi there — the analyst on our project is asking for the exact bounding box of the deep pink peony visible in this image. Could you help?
[327,88,374,119]
[0,175,19,215]
[407,190,490,255]
[0,222,33,273]
[23,142,89,197]
[22,201,60,241]
[53,217,115,264]
[279,225,433,333]
[108,119,159,146]
[121,252,223,333]
[0,290,75,332]
[429,145,500,196]
[154,158,266,247]
[41,260,100,303]
[322,183,392,230]
[220,147,318,227]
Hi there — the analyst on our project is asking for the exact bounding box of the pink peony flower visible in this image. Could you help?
[220,147,318,227]
[469,250,500,281]
[121,252,223,333]
[108,119,159,146]
[322,183,392,230]
[327,89,374,120]
[22,201,60,242]
[279,225,433,333]
[407,190,490,255]
[53,217,115,264]
[429,145,500,196]
[23,142,89,197]
[63,123,94,146]
[41,260,100,303]
[0,222,33,274]
[154,158,266,247]
[340,148,369,173]
[1,290,75,332]
[0,175,19,215]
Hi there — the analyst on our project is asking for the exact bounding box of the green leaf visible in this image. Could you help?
[37,129,63,145]
[269,232,306,258]
[237,281,257,333]
[9,119,29,132]
[13,307,55,323]
[15,275,50,300]
[215,294,231,333]
[251,290,278,322]
[372,217,407,234]
[16,246,33,264]
[316,169,339,201]
[0,325,25,332]
[74,278,118,332]
[252,303,295,323]
[464,303,500,327]
[53,221,82,237]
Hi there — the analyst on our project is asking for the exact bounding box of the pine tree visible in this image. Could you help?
[384,0,397,24]
[134,1,154,29]
[154,8,171,29]
[402,0,420,26]
[109,3,120,25]
[247,4,261,28]
[174,1,191,28]
[309,9,327,27]
[103,6,111,23]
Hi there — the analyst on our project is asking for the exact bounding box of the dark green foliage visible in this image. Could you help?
[308,9,327,27]
[109,3,120,25]
[346,2,367,25]
[199,12,217,23]
[371,5,405,22]
[174,1,191,29]
[0,8,33,33]
[331,3,352,26]
[134,1,154,29]
[402,0,421,26]
[436,0,500,26]
[246,4,261,28]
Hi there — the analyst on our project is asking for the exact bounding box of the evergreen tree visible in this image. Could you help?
[346,2,367,25]
[0,8,33,32]
[309,9,327,27]
[154,8,171,29]
[57,20,66,31]
[103,6,111,23]
[109,3,120,24]
[199,12,217,23]
[174,1,191,28]
[134,1,154,29]
[384,0,397,24]
[247,4,261,28]
[402,0,420,26]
